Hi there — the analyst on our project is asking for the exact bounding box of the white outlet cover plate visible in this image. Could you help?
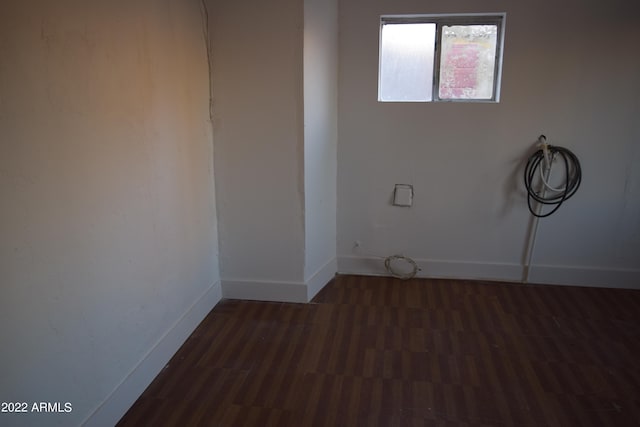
[393,184,413,207]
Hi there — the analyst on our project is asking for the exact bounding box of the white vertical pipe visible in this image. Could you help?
[522,136,550,283]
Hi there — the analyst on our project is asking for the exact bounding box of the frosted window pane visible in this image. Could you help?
[439,25,498,100]
[379,23,435,102]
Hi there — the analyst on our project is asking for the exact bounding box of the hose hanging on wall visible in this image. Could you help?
[523,135,582,217]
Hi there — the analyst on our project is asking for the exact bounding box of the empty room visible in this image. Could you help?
[1,0,638,426]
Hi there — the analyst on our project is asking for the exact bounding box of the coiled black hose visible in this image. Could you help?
[524,143,582,217]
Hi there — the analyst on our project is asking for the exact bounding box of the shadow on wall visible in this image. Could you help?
[499,138,542,218]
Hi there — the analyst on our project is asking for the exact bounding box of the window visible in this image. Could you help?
[378,14,505,102]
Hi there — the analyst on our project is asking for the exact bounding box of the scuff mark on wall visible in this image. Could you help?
[199,0,214,123]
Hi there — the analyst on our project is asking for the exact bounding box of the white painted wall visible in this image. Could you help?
[304,0,338,299]
[207,0,308,301]
[0,1,220,426]
[209,0,339,301]
[338,0,640,287]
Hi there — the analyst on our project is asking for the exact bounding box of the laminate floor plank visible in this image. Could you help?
[118,275,640,426]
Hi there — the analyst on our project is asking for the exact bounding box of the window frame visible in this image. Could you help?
[379,13,506,103]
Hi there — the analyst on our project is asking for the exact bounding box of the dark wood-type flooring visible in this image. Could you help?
[118,275,640,426]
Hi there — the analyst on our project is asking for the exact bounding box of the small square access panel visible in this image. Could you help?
[393,184,413,207]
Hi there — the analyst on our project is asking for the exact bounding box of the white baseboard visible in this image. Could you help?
[529,264,640,289]
[337,255,522,282]
[221,259,338,303]
[222,278,308,303]
[338,255,640,289]
[305,257,337,301]
[83,280,222,427]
